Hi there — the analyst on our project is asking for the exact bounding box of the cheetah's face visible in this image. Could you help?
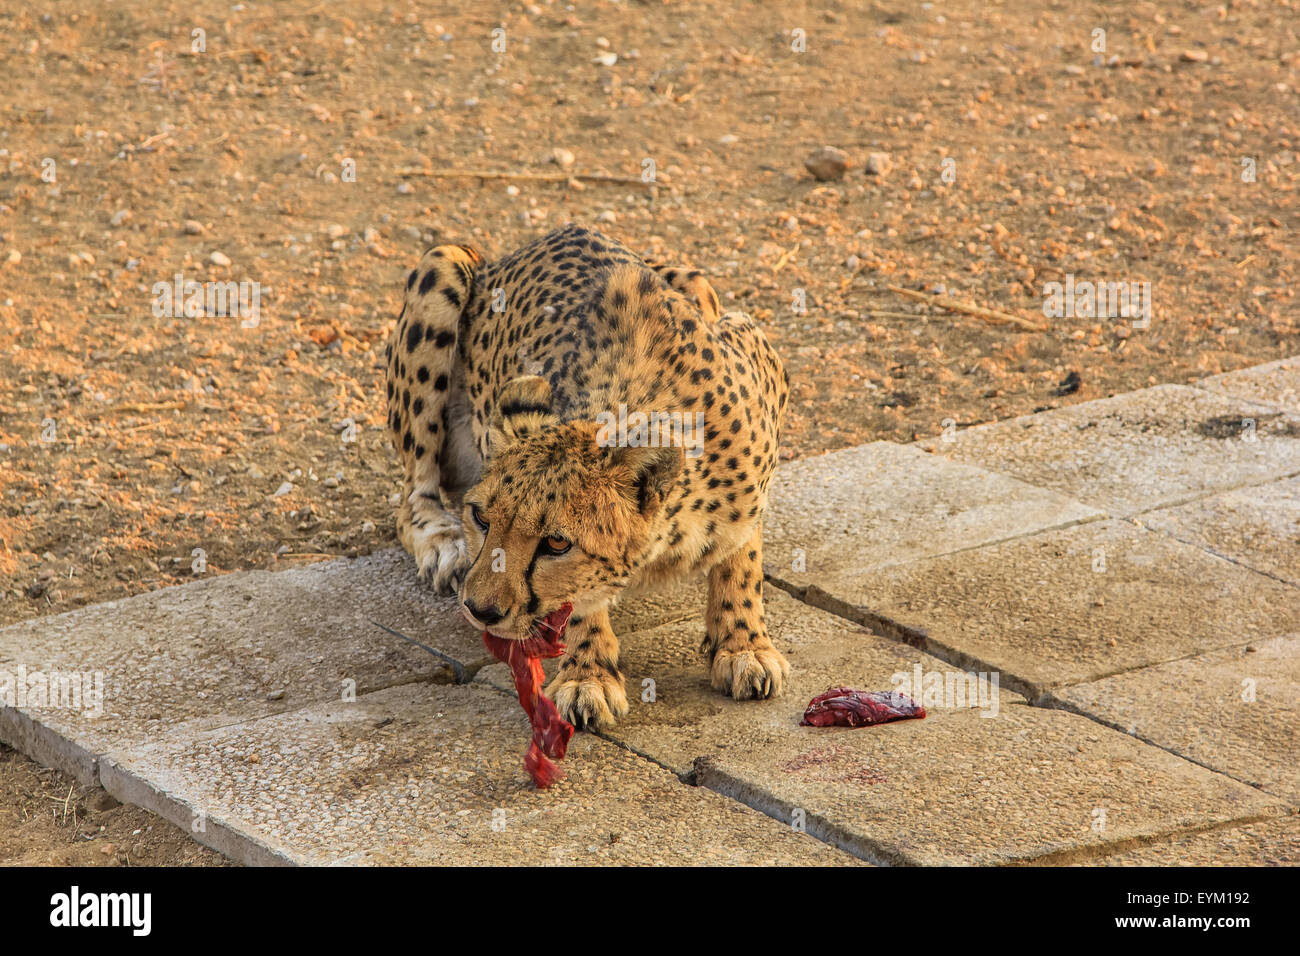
[458,378,682,639]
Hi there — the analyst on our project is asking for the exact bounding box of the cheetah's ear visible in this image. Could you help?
[610,444,684,516]
[489,375,557,452]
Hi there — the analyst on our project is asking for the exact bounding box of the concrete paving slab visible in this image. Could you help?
[1138,475,1300,587]
[485,587,1278,865]
[0,550,477,784]
[99,682,855,866]
[1051,635,1300,803]
[762,441,1103,585]
[609,576,708,636]
[1086,815,1300,866]
[935,384,1300,517]
[562,586,1022,778]
[806,519,1300,696]
[1197,355,1300,414]
[692,702,1284,866]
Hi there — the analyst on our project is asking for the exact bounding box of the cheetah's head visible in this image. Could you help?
[459,376,683,640]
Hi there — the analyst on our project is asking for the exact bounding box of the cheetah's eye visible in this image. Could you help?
[471,505,489,531]
[539,535,571,556]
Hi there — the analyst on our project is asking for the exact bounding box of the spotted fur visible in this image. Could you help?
[385,224,791,728]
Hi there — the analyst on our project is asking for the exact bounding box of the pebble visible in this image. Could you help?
[596,210,617,223]
[865,152,891,176]
[1180,49,1209,63]
[550,147,575,168]
[110,209,131,226]
[361,520,376,534]
[363,226,380,242]
[273,481,293,497]
[804,145,850,181]
[209,251,232,266]
[397,182,414,194]
[591,52,618,66]
[326,223,347,239]
[184,219,204,235]
[4,249,19,265]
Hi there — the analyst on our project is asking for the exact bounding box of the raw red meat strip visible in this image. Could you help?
[481,602,575,788]
[800,686,926,727]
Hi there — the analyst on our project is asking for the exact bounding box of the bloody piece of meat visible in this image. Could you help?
[800,687,926,728]
[481,602,575,788]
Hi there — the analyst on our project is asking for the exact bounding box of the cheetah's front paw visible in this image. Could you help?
[710,645,790,700]
[411,522,469,595]
[547,671,629,731]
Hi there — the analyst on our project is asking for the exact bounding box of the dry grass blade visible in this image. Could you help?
[886,284,1047,332]
[395,168,648,186]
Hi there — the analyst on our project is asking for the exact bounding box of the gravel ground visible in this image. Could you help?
[1,0,1296,864]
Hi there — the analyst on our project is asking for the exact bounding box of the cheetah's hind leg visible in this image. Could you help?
[387,243,481,594]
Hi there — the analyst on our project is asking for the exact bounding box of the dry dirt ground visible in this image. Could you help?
[1,0,1296,865]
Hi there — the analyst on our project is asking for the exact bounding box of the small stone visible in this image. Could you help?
[363,226,380,242]
[591,52,618,66]
[865,152,891,176]
[1180,49,1209,63]
[273,481,293,497]
[4,249,19,265]
[323,476,340,488]
[596,210,617,223]
[550,148,575,168]
[266,689,286,701]
[361,520,376,534]
[326,223,347,239]
[183,219,204,235]
[397,182,414,195]
[110,209,131,227]
[804,145,850,181]
[209,251,232,266]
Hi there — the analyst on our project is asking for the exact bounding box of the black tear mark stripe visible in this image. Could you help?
[524,549,541,615]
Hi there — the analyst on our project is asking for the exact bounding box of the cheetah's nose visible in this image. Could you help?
[462,599,504,627]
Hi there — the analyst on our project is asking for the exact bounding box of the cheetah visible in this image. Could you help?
[385,224,790,729]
